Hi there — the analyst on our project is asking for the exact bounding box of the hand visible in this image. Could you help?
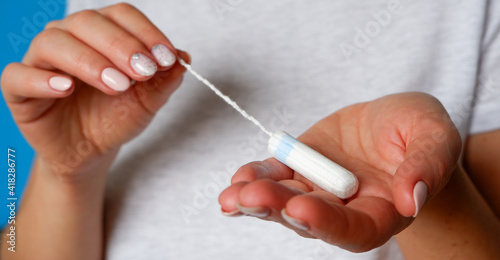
[219,92,462,252]
[1,3,189,179]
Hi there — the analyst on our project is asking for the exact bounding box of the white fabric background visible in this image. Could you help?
[66,1,500,259]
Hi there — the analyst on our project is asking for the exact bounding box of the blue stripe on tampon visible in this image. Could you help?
[273,133,299,163]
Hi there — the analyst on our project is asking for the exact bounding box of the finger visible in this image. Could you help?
[1,63,74,124]
[57,9,158,79]
[219,181,247,215]
[23,28,130,95]
[393,118,462,217]
[98,3,178,69]
[220,179,297,218]
[131,50,189,114]
[220,179,299,219]
[231,158,294,184]
[1,63,73,103]
[235,179,314,237]
[284,195,409,252]
[219,178,315,238]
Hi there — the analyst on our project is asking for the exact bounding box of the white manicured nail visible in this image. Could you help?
[236,203,270,218]
[152,44,176,67]
[413,181,428,217]
[101,67,130,92]
[281,209,310,231]
[49,76,72,91]
[221,209,243,217]
[130,53,157,76]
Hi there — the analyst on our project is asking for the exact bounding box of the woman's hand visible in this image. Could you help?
[1,4,190,259]
[219,92,462,252]
[1,3,189,179]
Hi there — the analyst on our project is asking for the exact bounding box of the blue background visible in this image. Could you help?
[0,0,66,228]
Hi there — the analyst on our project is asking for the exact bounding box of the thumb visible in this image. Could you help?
[392,124,462,217]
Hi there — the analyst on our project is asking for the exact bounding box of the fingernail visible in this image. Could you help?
[236,203,270,218]
[413,181,428,217]
[130,53,157,76]
[281,209,310,231]
[101,67,130,92]
[152,44,176,67]
[49,76,72,91]
[221,209,243,217]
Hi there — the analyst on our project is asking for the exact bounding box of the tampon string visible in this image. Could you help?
[178,57,272,137]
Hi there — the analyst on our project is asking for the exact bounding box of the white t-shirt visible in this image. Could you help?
[67,1,500,259]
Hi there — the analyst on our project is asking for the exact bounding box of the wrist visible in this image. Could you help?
[36,147,119,184]
[4,152,115,260]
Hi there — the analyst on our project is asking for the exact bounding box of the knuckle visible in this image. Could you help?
[107,31,132,53]
[44,20,60,30]
[107,33,145,59]
[111,3,139,15]
[1,63,17,91]
[31,27,64,49]
[25,75,40,94]
[72,50,95,71]
[67,9,100,27]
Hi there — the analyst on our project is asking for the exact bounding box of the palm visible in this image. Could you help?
[296,106,403,202]
[219,93,461,252]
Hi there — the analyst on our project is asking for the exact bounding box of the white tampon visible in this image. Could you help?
[268,131,359,199]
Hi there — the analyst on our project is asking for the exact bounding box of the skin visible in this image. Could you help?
[218,94,500,257]
[396,163,500,259]
[1,3,499,260]
[464,130,500,217]
[395,129,500,260]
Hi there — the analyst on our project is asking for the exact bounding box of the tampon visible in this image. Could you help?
[268,131,358,199]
